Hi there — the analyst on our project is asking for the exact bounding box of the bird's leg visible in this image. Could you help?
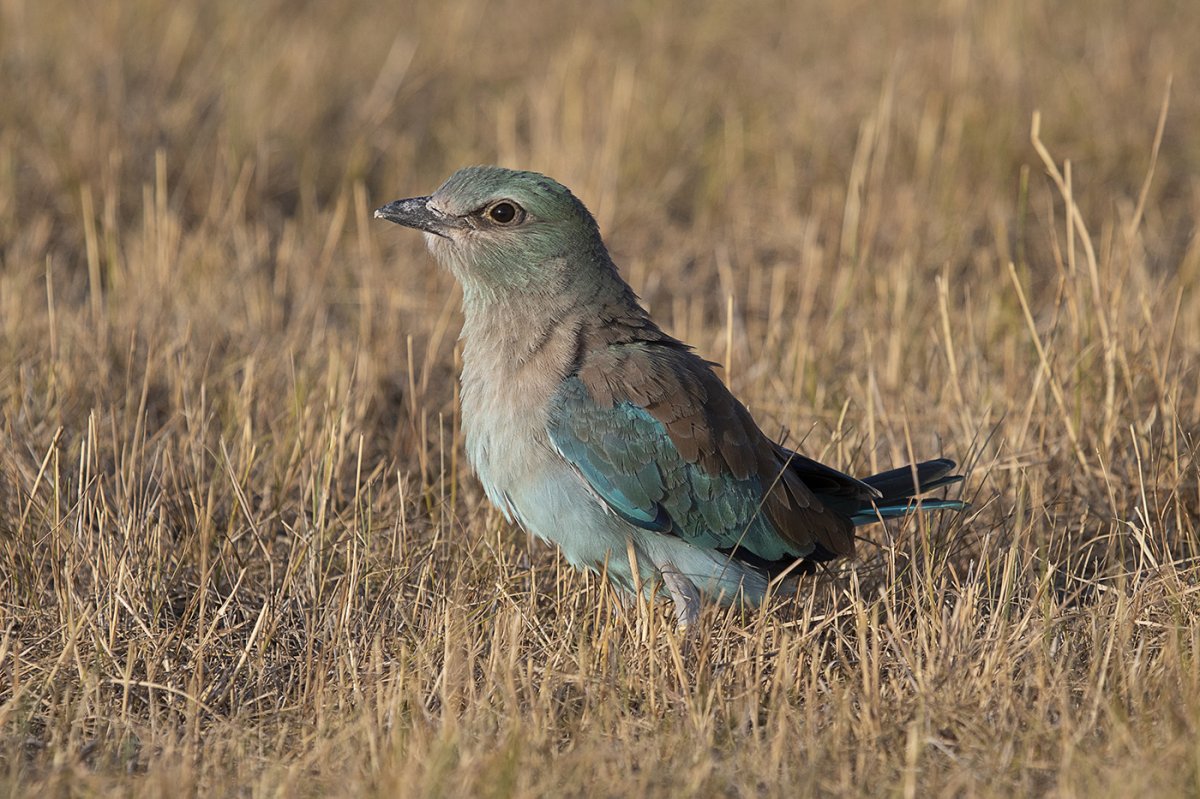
[659,562,701,629]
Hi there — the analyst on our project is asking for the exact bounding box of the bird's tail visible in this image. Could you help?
[850,458,967,526]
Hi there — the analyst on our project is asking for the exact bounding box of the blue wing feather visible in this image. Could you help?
[551,423,673,530]
[547,377,808,561]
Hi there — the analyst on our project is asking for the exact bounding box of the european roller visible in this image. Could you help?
[376,166,965,626]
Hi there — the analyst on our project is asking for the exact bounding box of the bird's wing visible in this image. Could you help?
[547,344,862,565]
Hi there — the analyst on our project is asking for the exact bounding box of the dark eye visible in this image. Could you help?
[486,201,523,225]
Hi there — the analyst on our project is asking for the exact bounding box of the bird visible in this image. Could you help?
[375,166,965,627]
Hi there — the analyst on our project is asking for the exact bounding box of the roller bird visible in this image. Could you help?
[376,166,965,626]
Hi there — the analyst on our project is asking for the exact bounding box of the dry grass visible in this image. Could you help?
[3,0,1200,795]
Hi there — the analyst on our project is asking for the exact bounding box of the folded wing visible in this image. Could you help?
[548,342,871,567]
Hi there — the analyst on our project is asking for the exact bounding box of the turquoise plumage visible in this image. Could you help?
[548,376,783,555]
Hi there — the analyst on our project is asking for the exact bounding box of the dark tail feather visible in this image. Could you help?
[851,458,967,526]
[862,458,962,500]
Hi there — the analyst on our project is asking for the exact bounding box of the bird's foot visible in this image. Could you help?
[660,562,701,629]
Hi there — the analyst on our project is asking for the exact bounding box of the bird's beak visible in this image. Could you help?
[373,196,458,238]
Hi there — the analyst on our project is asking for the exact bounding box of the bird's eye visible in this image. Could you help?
[485,201,523,225]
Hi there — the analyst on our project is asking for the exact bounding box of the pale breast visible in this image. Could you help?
[457,304,584,522]
[459,364,557,519]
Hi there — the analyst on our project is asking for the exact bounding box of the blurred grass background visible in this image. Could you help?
[2,0,1199,795]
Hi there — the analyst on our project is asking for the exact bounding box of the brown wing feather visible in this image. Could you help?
[576,319,856,560]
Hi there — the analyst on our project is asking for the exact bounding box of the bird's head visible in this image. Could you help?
[375,166,605,300]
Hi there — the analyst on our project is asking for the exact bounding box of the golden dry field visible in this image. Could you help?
[3,0,1200,795]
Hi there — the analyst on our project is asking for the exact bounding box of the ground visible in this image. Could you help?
[2,0,1199,796]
